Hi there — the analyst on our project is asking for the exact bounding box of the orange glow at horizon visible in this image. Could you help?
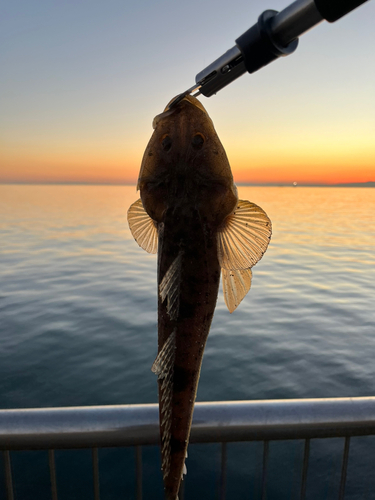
[0,147,142,184]
[1,147,374,185]
[231,150,375,185]
[1,121,374,185]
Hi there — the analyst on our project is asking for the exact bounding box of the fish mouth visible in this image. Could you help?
[165,94,207,113]
[152,95,207,129]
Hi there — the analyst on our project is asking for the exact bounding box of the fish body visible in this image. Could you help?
[128,95,272,499]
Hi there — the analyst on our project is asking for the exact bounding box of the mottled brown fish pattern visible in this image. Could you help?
[128,95,272,500]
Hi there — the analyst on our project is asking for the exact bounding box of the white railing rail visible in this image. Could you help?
[1,397,375,449]
[1,397,375,500]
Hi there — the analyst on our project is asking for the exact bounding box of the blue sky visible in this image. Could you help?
[1,0,374,184]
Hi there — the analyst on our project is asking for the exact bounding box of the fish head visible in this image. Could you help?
[138,95,238,226]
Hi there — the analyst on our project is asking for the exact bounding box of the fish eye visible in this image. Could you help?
[161,134,172,151]
[192,133,205,149]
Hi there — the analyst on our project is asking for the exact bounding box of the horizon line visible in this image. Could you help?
[0,181,374,188]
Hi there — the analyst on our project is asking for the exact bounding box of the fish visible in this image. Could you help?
[127,95,272,500]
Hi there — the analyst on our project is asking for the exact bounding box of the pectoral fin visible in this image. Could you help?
[127,198,158,254]
[222,268,252,313]
[218,200,271,312]
[217,200,272,270]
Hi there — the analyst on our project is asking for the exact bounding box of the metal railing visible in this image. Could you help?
[1,397,375,500]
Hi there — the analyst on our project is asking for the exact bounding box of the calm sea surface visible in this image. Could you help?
[0,185,374,499]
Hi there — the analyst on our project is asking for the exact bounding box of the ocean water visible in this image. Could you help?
[0,184,375,499]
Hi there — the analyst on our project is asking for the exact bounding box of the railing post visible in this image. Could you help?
[219,442,227,500]
[300,439,310,500]
[92,448,100,500]
[135,446,142,500]
[261,441,269,500]
[3,451,14,500]
[338,437,350,500]
[48,449,58,500]
[179,478,185,500]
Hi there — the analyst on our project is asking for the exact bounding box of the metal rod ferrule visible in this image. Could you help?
[196,0,325,97]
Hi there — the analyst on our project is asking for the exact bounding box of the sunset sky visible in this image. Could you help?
[1,0,374,185]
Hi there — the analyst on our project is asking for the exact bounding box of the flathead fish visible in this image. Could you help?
[128,95,272,499]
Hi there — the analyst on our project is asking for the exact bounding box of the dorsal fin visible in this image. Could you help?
[151,330,176,479]
[222,268,252,313]
[159,252,183,321]
[218,199,271,312]
[127,198,158,254]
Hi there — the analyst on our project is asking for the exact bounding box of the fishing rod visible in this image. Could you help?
[169,0,370,107]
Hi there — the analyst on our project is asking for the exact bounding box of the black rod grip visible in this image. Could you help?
[314,0,369,22]
[235,10,298,74]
